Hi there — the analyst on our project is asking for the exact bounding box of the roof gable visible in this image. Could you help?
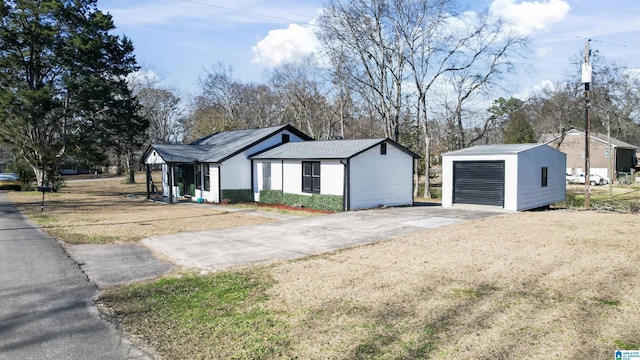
[443,143,550,156]
[543,129,637,149]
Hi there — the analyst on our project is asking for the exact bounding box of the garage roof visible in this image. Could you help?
[443,143,545,156]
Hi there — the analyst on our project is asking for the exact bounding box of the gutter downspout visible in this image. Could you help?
[281,160,284,198]
[341,159,350,211]
[250,159,254,201]
[217,165,221,203]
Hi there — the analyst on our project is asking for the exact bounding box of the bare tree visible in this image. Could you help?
[318,0,408,141]
[270,58,336,139]
[136,88,183,143]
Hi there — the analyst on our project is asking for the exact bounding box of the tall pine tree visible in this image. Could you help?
[0,0,147,186]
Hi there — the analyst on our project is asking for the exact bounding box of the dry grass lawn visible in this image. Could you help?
[263,210,640,359]
[6,176,275,243]
[9,175,640,358]
[102,209,640,359]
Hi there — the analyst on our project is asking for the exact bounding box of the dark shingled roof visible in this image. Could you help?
[443,143,546,156]
[251,139,386,159]
[251,138,420,159]
[148,145,211,163]
[143,124,313,164]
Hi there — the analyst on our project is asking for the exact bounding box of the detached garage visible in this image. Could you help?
[442,144,566,211]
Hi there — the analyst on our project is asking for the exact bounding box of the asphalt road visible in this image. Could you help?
[0,193,150,360]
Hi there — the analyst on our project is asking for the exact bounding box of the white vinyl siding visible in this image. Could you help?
[254,160,283,201]
[277,160,343,196]
[320,161,344,196]
[516,146,565,211]
[349,144,413,210]
[195,164,219,203]
[223,130,306,191]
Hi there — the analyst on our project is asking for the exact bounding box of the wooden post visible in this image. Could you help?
[168,164,174,204]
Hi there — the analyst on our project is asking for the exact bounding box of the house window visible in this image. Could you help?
[204,165,210,191]
[541,167,548,187]
[262,162,271,190]
[302,161,320,193]
[380,143,387,155]
[196,165,202,189]
[282,133,290,143]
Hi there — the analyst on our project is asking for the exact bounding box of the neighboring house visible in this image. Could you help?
[542,129,637,180]
[141,124,419,211]
[441,144,566,211]
[251,138,419,211]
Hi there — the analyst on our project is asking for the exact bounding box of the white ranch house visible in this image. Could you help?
[141,125,418,211]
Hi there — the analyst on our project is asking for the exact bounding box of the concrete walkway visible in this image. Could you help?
[143,204,501,271]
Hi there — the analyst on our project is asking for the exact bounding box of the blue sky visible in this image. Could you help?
[99,0,640,99]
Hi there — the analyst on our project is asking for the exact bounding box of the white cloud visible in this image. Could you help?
[514,79,556,100]
[251,23,320,67]
[532,79,555,92]
[104,0,320,28]
[490,0,571,35]
[126,69,163,88]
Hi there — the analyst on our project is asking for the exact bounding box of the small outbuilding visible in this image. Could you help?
[441,144,566,211]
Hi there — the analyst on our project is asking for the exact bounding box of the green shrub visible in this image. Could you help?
[282,193,343,212]
[259,190,343,212]
[259,190,283,205]
[221,189,253,203]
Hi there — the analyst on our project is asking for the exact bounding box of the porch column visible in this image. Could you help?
[199,163,204,199]
[168,164,174,204]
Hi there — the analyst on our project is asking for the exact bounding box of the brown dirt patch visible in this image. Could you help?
[265,210,640,359]
[7,176,275,244]
[242,202,335,215]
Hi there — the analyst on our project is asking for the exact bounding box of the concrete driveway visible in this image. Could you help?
[143,204,501,271]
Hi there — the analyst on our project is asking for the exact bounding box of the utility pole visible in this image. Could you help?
[607,112,613,198]
[582,39,592,209]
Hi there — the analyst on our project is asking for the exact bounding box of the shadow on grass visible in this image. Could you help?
[0,210,234,232]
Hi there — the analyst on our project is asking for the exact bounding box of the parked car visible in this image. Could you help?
[0,173,21,191]
[566,173,605,186]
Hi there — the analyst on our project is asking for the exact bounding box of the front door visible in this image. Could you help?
[183,164,195,197]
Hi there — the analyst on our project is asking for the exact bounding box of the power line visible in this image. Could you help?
[576,35,640,51]
[179,0,314,25]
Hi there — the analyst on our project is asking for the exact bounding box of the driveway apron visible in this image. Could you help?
[0,193,149,360]
[143,205,500,271]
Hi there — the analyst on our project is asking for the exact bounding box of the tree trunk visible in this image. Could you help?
[124,150,136,184]
[422,127,431,199]
[32,166,45,187]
